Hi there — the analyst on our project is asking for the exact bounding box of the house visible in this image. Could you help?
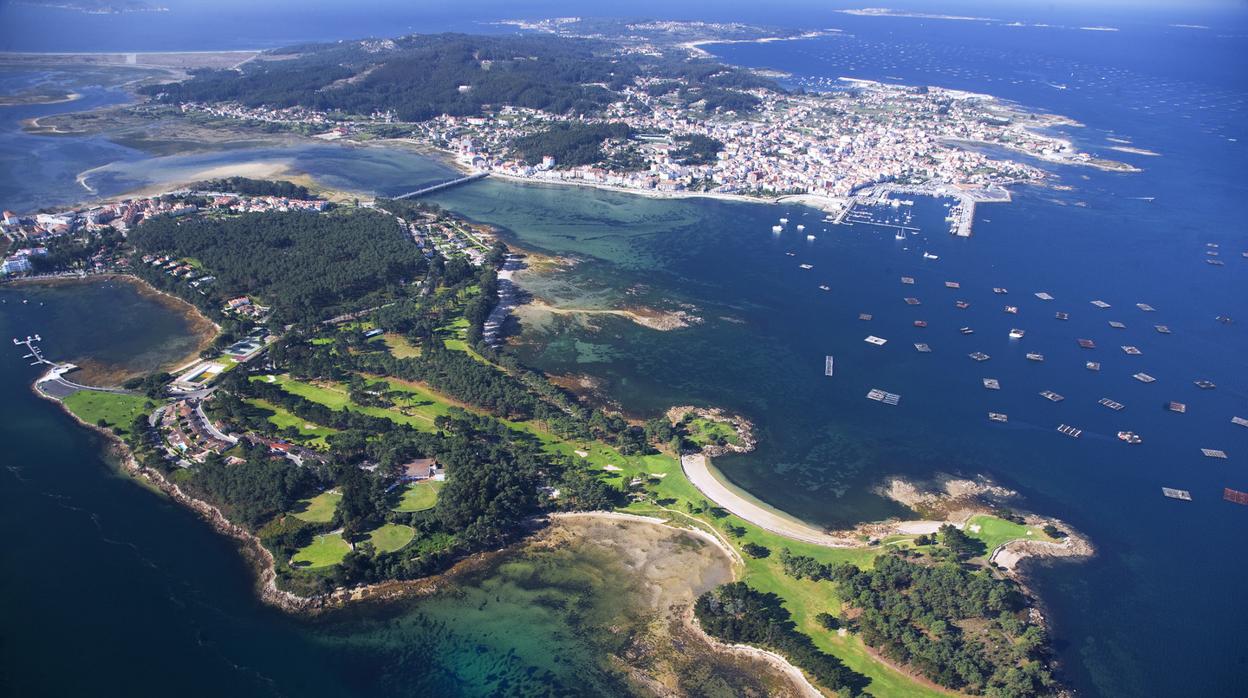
[399,458,440,481]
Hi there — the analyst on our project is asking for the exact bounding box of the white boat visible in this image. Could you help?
[1009,329,1025,339]
[922,252,939,260]
[807,234,816,241]
[779,218,789,224]
[796,224,805,231]
[771,225,783,233]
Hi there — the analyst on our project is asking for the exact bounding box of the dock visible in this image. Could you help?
[13,335,51,366]
[846,183,1007,237]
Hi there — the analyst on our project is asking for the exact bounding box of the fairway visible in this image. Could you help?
[247,397,337,447]
[394,480,443,512]
[62,390,150,431]
[291,531,350,568]
[292,490,342,523]
[966,514,1050,555]
[367,523,415,553]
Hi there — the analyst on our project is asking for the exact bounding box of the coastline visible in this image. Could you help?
[9,273,218,386]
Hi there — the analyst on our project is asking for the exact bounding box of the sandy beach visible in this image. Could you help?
[681,454,857,547]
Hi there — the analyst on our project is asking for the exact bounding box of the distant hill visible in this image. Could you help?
[140,33,777,121]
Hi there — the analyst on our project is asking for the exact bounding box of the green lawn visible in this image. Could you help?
[291,490,342,524]
[684,416,742,448]
[246,397,337,447]
[367,523,415,553]
[62,390,151,431]
[382,333,421,358]
[394,480,443,512]
[965,514,1052,556]
[291,531,350,568]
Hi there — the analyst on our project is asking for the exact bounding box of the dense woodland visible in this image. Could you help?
[780,544,1057,697]
[191,177,315,199]
[129,208,423,324]
[511,122,635,168]
[140,33,778,121]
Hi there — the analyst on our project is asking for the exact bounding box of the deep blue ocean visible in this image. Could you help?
[2,2,1246,696]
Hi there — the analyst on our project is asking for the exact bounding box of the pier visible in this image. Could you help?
[393,172,488,200]
[14,335,50,366]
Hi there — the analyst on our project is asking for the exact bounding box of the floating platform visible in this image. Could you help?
[799,263,813,270]
[1155,325,1172,334]
[1232,416,1248,428]
[993,287,1008,294]
[1055,311,1070,320]
[1109,321,1127,329]
[945,281,961,289]
[1216,315,1233,324]
[1009,329,1025,339]
[1091,300,1111,309]
[1162,487,1192,501]
[955,300,970,309]
[1201,448,1228,459]
[901,276,915,285]
[1057,424,1082,438]
[914,320,928,328]
[1118,431,1142,444]
[819,284,830,291]
[1087,361,1101,371]
[1133,372,1156,383]
[1035,292,1054,301]
[866,388,901,405]
[1194,380,1216,390]
[1137,303,1156,312]
[859,313,873,321]
[1122,345,1142,355]
[1077,338,1096,349]
[1168,401,1187,413]
[1099,398,1125,411]
[969,352,990,362]
[824,355,835,377]
[983,378,1000,390]
[1041,390,1065,402]
[904,297,921,305]
[1026,352,1045,362]
[915,343,932,352]
[864,335,887,346]
[1206,259,1225,266]
[1004,305,1019,314]
[1224,488,1248,506]
[988,412,1008,423]
[960,327,974,335]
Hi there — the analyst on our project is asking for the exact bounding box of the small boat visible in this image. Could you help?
[1216,315,1233,324]
[900,276,915,284]
[922,252,939,260]
[1004,305,1019,314]
[983,378,1000,390]
[969,352,991,362]
[993,287,1008,294]
[1026,352,1045,362]
[1041,390,1064,402]
[772,225,783,233]
[955,300,970,309]
[806,234,816,240]
[913,320,927,328]
[895,230,906,240]
[779,218,789,224]
[818,284,830,291]
[1155,325,1171,334]
[1118,431,1142,444]
[1194,380,1216,390]
[797,224,805,231]
[799,263,813,270]
[1055,311,1070,320]
[988,412,1008,423]
[785,251,795,256]
[960,327,974,335]
[1087,361,1101,371]
[1009,328,1025,339]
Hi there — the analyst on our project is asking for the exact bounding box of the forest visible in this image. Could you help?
[192,177,315,199]
[129,208,423,324]
[779,547,1057,697]
[511,122,635,168]
[139,33,778,121]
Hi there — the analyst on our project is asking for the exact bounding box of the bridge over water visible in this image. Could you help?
[393,172,488,200]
